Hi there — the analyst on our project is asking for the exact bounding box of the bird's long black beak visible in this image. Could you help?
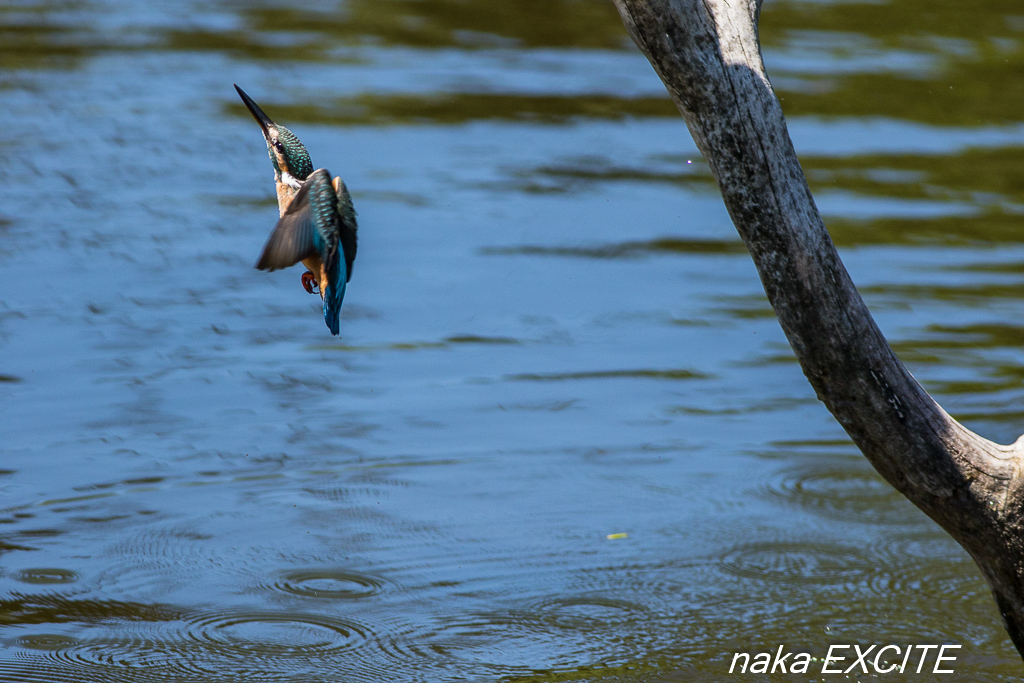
[234,84,275,138]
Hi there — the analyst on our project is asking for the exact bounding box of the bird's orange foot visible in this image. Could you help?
[301,271,319,294]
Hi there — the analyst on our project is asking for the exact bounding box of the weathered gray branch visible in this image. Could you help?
[612,0,1024,657]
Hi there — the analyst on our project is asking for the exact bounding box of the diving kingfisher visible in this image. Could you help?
[235,84,357,336]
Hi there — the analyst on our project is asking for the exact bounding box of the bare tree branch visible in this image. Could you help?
[612,0,1024,656]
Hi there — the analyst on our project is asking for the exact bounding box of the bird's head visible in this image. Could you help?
[235,84,313,189]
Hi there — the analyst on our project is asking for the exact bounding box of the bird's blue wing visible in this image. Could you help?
[333,177,358,283]
[255,178,319,271]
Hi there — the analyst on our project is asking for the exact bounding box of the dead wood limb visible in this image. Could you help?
[612,0,1024,656]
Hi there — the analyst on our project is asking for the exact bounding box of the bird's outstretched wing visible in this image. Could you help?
[255,176,321,271]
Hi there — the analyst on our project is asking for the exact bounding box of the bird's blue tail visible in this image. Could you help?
[322,260,347,336]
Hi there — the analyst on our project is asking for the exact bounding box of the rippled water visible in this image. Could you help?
[2,0,1024,680]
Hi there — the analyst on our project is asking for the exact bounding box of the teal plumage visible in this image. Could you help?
[258,170,357,336]
[235,85,358,336]
[267,126,313,182]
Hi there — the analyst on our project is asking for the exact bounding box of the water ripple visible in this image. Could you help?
[758,461,909,525]
[13,568,80,585]
[520,595,649,632]
[184,610,368,658]
[5,608,381,683]
[720,542,876,584]
[269,568,388,600]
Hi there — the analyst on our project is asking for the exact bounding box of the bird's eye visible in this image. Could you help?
[273,140,284,151]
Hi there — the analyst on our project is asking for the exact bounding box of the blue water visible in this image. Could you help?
[1,0,1023,680]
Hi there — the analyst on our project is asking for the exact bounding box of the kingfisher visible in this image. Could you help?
[235,84,357,336]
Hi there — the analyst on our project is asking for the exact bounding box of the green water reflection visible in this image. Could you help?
[175,0,629,53]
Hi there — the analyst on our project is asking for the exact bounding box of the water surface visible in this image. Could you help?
[2,0,1024,680]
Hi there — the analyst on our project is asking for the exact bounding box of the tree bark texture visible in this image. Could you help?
[611,0,1024,657]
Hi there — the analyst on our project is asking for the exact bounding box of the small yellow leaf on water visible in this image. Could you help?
[606,532,629,540]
